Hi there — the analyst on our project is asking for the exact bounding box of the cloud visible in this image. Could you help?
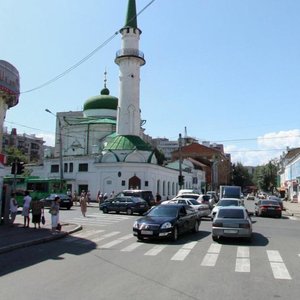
[225,129,300,166]
[37,132,55,147]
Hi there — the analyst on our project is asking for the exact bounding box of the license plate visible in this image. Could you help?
[140,205,145,207]
[268,207,275,210]
[224,229,238,234]
[141,230,153,235]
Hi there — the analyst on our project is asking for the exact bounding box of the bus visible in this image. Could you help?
[3,176,67,206]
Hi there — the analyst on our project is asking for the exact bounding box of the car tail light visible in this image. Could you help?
[213,222,223,227]
[261,206,268,210]
[239,223,250,229]
[275,207,281,211]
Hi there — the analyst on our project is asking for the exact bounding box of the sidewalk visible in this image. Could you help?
[283,200,300,218]
[0,214,82,254]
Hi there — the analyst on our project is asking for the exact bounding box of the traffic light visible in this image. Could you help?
[16,162,25,174]
[178,175,184,186]
[11,162,16,174]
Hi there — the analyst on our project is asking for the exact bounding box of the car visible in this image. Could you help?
[100,196,149,215]
[170,198,211,218]
[133,204,200,241]
[255,199,282,218]
[115,190,155,206]
[210,198,243,220]
[212,206,252,242]
[246,194,255,201]
[177,189,200,196]
[41,193,73,210]
[198,194,215,209]
[267,196,284,210]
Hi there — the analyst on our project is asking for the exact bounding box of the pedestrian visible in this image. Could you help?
[103,193,108,201]
[31,198,44,229]
[87,190,91,204]
[80,192,88,217]
[22,190,32,228]
[10,192,18,225]
[72,190,78,206]
[110,191,115,199]
[155,192,162,205]
[96,190,101,203]
[49,196,60,232]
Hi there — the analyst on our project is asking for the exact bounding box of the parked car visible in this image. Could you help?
[171,198,211,218]
[255,199,282,218]
[212,206,252,242]
[210,198,243,220]
[100,196,149,215]
[115,190,155,206]
[133,204,200,241]
[268,196,284,210]
[41,193,73,210]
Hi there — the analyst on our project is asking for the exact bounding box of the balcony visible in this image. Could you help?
[115,48,145,65]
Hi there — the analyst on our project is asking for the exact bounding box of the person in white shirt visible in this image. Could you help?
[10,192,18,224]
[22,190,32,228]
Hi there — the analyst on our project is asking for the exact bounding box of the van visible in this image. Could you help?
[117,190,155,206]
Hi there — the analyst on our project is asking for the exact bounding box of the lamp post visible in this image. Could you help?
[45,109,63,191]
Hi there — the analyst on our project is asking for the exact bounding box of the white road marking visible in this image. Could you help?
[235,247,250,272]
[201,243,222,267]
[121,243,143,252]
[267,250,291,280]
[144,245,167,256]
[171,241,198,261]
[99,234,133,249]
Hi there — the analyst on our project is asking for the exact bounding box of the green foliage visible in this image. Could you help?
[232,162,253,189]
[154,148,166,166]
[4,146,28,165]
[253,159,278,193]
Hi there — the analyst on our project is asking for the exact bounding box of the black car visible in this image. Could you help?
[133,204,200,241]
[100,196,149,215]
[41,193,73,210]
[115,190,155,206]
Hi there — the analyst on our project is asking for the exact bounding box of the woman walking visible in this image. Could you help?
[31,198,44,229]
[22,191,32,228]
[80,192,87,217]
[49,196,60,232]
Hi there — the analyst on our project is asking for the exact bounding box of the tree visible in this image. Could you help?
[232,162,253,190]
[4,146,28,166]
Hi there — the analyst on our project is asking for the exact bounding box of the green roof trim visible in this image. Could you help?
[125,0,137,28]
[77,118,116,125]
[104,135,153,151]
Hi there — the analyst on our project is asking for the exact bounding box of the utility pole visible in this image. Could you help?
[178,133,183,189]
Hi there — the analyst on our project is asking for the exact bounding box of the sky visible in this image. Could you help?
[1,0,300,166]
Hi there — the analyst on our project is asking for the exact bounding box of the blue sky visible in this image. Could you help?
[1,0,300,166]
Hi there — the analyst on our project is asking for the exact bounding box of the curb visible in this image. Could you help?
[0,223,82,255]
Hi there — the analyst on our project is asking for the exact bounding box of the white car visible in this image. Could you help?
[210,198,243,220]
[172,198,210,218]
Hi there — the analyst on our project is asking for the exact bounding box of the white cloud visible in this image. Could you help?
[37,132,55,147]
[225,129,300,166]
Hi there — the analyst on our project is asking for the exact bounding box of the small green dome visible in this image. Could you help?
[84,87,118,111]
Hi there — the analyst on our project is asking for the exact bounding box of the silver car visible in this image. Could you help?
[212,206,252,242]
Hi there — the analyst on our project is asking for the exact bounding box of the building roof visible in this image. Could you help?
[104,135,152,151]
[124,0,138,29]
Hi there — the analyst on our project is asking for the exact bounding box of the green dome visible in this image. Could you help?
[84,87,118,111]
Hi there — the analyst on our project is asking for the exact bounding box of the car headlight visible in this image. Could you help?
[133,221,139,229]
[161,222,172,229]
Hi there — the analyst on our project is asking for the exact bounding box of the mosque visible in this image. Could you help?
[35,0,205,200]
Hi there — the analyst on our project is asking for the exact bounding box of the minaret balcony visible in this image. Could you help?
[115,48,146,65]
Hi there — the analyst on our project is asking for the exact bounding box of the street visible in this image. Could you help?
[0,201,299,300]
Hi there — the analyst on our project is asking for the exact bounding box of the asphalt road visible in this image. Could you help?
[0,201,299,300]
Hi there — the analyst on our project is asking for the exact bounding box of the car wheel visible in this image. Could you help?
[67,205,71,210]
[212,235,218,242]
[137,235,144,242]
[103,207,108,214]
[192,220,200,233]
[127,208,133,215]
[171,226,178,241]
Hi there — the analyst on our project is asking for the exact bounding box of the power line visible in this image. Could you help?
[20,0,157,94]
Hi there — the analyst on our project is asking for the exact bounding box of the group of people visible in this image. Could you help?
[10,191,61,233]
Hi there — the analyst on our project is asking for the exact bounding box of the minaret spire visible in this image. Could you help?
[125,0,138,29]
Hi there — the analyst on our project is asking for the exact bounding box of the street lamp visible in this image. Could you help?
[45,109,63,191]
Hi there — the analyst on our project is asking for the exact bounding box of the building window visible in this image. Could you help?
[51,164,59,173]
[78,163,88,172]
[122,180,126,186]
[64,163,68,173]
[145,181,149,187]
[69,163,73,173]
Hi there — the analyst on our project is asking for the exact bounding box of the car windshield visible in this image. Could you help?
[218,209,244,219]
[261,200,279,206]
[217,200,239,206]
[148,206,178,217]
[202,195,210,201]
[180,194,199,199]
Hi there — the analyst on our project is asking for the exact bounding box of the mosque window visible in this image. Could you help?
[50,164,59,173]
[78,163,88,172]
[145,181,149,187]
[122,180,126,186]
[69,163,73,173]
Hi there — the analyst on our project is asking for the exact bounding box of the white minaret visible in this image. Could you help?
[115,0,145,137]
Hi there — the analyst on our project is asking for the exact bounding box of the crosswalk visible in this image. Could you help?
[65,212,131,227]
[64,228,295,280]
